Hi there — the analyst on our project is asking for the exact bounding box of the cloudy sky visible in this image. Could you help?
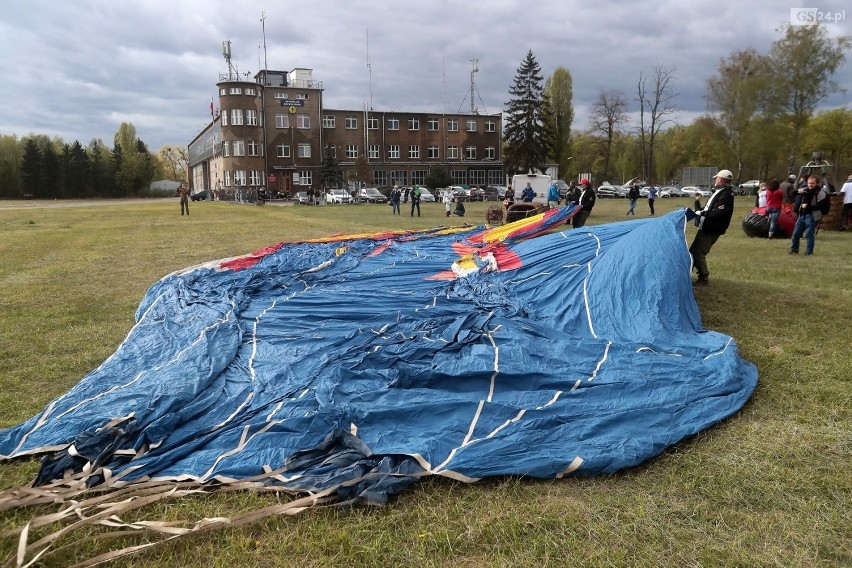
[1,0,849,151]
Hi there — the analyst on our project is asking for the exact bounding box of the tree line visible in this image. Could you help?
[504,24,850,187]
[0,123,188,199]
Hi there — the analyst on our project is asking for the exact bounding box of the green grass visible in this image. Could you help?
[0,197,850,567]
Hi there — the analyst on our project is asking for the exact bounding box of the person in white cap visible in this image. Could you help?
[688,169,736,286]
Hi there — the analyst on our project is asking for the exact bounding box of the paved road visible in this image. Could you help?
[0,198,175,210]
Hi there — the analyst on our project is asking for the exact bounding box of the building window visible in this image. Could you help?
[346,144,358,159]
[219,88,226,96]
[296,93,309,100]
[327,145,337,158]
[470,170,486,186]
[230,109,243,125]
[387,118,399,130]
[485,120,496,132]
[246,109,258,126]
[299,171,312,186]
[368,117,379,130]
[447,145,458,159]
[250,170,261,186]
[345,116,357,129]
[222,141,230,157]
[297,144,311,158]
[465,146,476,160]
[224,170,231,187]
[233,141,245,156]
[235,170,247,186]
[221,112,228,126]
[297,114,310,129]
[391,171,407,186]
[428,145,440,159]
[409,145,419,159]
[466,119,477,132]
[275,113,289,128]
[451,171,467,185]
[485,146,496,160]
[427,119,439,131]
[447,119,458,131]
[408,117,419,130]
[412,170,426,186]
[274,92,287,99]
[245,87,256,96]
[388,145,400,159]
[248,140,261,156]
[323,115,335,128]
[229,87,242,95]
[369,144,380,159]
[373,170,388,187]
[277,144,290,158]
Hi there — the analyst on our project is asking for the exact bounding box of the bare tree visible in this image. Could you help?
[588,90,627,181]
[636,66,678,182]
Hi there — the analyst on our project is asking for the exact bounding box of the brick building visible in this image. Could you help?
[188,67,504,197]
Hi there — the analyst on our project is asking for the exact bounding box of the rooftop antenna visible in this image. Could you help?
[261,11,269,76]
[469,59,479,115]
[366,28,373,110]
[222,40,233,78]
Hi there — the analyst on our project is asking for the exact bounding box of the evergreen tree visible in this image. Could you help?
[503,50,553,176]
[20,139,42,197]
[41,143,61,199]
[64,140,91,197]
[319,144,344,189]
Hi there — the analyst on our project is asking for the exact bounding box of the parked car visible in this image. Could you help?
[357,187,388,203]
[190,190,209,201]
[597,184,620,198]
[449,185,469,200]
[739,180,760,194]
[657,186,678,198]
[682,186,712,197]
[597,186,618,198]
[418,187,436,202]
[666,186,690,197]
[483,185,507,201]
[325,189,351,204]
[293,191,310,204]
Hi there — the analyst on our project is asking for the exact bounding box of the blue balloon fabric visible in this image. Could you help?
[0,209,757,503]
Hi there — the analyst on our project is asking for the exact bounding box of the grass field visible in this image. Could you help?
[0,196,849,567]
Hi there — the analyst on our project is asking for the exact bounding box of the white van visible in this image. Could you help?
[511,173,552,204]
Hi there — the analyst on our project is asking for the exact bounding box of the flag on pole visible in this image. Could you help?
[210,97,214,117]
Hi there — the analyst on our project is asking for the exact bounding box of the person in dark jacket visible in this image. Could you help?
[572,179,596,228]
[789,175,823,255]
[688,169,736,286]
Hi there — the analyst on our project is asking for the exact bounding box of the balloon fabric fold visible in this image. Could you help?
[0,208,757,504]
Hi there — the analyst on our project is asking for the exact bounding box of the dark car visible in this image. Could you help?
[190,190,209,201]
[483,186,507,201]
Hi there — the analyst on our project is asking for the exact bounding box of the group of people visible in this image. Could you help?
[389,185,425,217]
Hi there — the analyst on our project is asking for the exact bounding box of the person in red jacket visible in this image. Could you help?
[764,178,783,238]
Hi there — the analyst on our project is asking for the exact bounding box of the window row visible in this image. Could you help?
[221,109,260,126]
[218,87,258,96]
[323,116,497,133]
[274,143,312,158]
[367,169,502,187]
[223,170,263,187]
[329,144,496,161]
[222,140,265,157]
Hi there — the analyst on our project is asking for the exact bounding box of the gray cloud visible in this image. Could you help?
[1,0,848,150]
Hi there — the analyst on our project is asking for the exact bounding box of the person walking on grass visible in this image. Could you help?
[179,185,190,216]
[390,185,402,215]
[410,185,422,217]
[688,169,735,286]
[647,184,657,215]
[626,179,640,215]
